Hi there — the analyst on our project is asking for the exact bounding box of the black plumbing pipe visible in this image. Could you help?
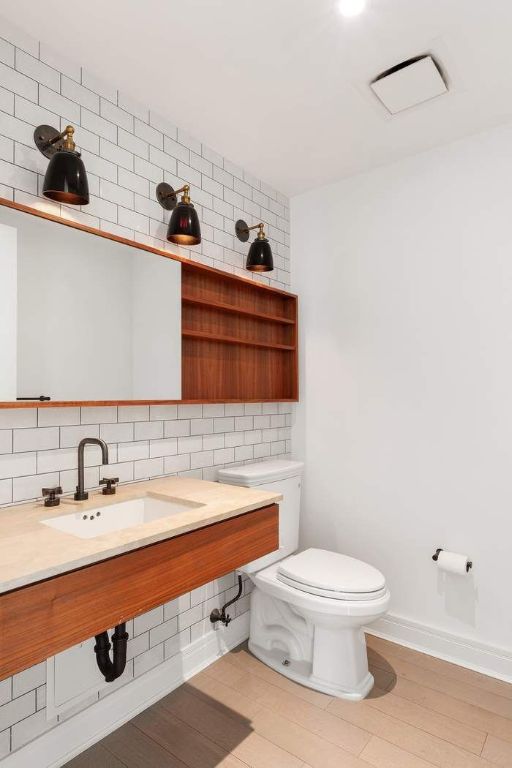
[210,574,244,627]
[94,622,129,683]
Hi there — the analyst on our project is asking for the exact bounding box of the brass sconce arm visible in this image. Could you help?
[165,183,191,203]
[235,220,266,242]
[246,222,266,237]
[156,182,192,209]
[35,125,77,157]
[174,183,190,198]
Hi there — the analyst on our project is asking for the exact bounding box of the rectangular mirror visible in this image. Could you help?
[0,204,181,403]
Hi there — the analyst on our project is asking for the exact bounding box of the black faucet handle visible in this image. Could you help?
[100,477,119,495]
[42,486,63,507]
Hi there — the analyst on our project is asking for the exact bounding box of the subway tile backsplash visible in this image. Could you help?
[0,17,292,760]
[0,404,293,506]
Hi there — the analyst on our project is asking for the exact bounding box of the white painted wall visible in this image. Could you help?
[292,121,512,660]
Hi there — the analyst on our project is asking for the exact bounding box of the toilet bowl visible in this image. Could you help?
[217,460,390,700]
[249,551,390,699]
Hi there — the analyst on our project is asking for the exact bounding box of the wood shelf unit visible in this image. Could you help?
[182,330,295,351]
[181,263,298,401]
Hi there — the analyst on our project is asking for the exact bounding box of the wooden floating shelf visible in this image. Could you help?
[181,262,298,401]
[182,330,296,351]
[182,294,296,325]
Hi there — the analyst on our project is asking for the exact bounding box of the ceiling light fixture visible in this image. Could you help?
[34,124,89,205]
[338,0,366,17]
[156,182,202,245]
[235,220,274,273]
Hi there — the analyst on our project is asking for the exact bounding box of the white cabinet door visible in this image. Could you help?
[46,634,132,718]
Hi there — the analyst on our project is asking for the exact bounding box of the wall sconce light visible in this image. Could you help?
[235,219,274,272]
[156,182,201,245]
[34,124,89,205]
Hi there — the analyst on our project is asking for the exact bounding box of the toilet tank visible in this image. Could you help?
[217,460,304,573]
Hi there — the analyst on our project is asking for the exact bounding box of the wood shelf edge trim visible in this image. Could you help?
[182,295,296,325]
[181,259,297,299]
[0,398,298,409]
[182,330,296,351]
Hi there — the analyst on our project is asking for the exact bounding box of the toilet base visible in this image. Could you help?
[249,639,375,700]
[248,578,388,701]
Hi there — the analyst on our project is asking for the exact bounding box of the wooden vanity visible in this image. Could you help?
[0,477,280,680]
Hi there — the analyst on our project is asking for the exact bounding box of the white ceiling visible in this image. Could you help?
[1,0,512,196]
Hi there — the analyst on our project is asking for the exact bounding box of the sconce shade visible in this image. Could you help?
[167,201,201,245]
[246,237,274,272]
[42,150,89,205]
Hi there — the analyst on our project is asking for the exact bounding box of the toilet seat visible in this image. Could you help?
[277,548,387,601]
[254,561,390,619]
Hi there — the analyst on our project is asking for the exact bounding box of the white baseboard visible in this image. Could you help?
[4,613,249,768]
[367,613,512,683]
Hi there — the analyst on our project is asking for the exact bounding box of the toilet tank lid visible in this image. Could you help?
[218,459,304,487]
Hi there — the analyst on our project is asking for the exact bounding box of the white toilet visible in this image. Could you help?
[218,459,390,700]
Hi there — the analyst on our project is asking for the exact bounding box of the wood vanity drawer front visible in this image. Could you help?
[0,504,278,680]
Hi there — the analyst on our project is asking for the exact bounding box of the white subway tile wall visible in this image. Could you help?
[0,404,293,505]
[0,22,292,759]
[0,37,290,285]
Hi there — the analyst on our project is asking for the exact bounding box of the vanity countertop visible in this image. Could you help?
[0,477,281,594]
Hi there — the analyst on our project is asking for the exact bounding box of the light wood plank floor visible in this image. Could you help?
[65,635,512,768]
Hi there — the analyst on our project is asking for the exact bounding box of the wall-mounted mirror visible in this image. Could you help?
[0,203,181,403]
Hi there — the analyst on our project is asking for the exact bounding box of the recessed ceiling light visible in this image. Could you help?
[338,0,366,18]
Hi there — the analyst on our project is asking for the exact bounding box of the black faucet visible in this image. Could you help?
[74,438,109,501]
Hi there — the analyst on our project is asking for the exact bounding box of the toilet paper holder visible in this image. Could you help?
[432,548,473,572]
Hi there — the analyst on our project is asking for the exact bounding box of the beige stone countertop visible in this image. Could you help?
[0,477,281,594]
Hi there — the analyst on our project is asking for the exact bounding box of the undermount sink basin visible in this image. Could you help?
[41,496,204,539]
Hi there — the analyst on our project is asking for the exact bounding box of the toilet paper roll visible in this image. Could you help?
[436,550,471,575]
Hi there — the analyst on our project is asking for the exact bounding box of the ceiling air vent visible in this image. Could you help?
[370,55,448,114]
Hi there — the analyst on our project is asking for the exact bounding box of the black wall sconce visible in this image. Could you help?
[34,124,89,205]
[235,219,273,272]
[156,182,201,245]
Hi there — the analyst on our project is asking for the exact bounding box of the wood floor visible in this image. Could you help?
[65,635,512,768]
